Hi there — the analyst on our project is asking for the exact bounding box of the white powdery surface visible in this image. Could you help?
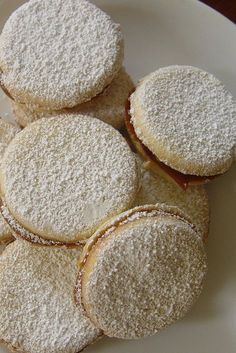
[12,68,134,129]
[135,157,209,239]
[0,117,20,160]
[130,65,236,175]
[0,241,101,353]
[76,68,134,129]
[1,115,138,241]
[0,0,124,109]
[1,204,81,247]
[0,118,20,242]
[12,101,60,128]
[85,216,207,339]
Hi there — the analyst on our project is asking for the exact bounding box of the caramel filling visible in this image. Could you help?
[125,101,217,189]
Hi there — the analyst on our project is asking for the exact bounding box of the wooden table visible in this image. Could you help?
[201,0,236,23]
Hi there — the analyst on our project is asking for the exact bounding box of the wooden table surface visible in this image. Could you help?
[200,0,236,23]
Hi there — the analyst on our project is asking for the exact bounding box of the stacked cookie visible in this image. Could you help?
[0,1,236,353]
[126,66,236,188]
[0,0,133,129]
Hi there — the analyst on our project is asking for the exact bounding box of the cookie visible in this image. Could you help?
[0,118,20,243]
[135,157,209,240]
[0,240,102,353]
[12,68,134,129]
[77,204,207,339]
[128,66,236,188]
[0,115,139,244]
[12,101,60,128]
[0,0,123,109]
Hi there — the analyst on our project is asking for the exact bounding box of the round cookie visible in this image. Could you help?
[0,118,20,243]
[77,204,207,339]
[0,115,139,244]
[0,241,102,353]
[128,66,236,187]
[12,68,134,129]
[0,0,124,109]
[135,157,209,240]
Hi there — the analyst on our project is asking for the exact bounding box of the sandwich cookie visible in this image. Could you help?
[0,241,102,353]
[0,115,139,244]
[127,66,236,188]
[135,157,209,240]
[12,68,134,129]
[77,204,207,339]
[0,118,20,244]
[0,0,123,109]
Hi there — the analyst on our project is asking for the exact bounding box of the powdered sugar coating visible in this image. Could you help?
[12,101,61,128]
[1,203,83,247]
[0,240,101,353]
[12,68,134,129]
[0,118,20,243]
[0,118,20,157]
[0,0,124,109]
[81,212,207,339]
[0,115,139,242]
[130,66,236,175]
[135,157,209,240]
[76,68,134,129]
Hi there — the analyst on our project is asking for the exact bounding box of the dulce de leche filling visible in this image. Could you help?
[125,101,217,189]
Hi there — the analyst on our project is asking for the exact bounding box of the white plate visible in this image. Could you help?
[0,1,236,352]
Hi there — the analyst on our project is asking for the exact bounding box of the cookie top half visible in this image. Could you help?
[0,115,139,243]
[0,0,124,109]
[130,66,236,176]
[78,204,207,339]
